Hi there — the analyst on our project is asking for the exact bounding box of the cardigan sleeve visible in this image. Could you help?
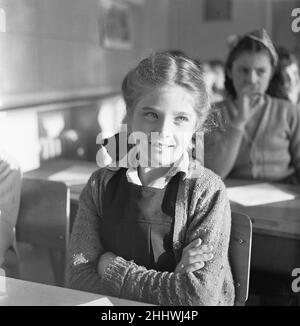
[100,177,235,306]
[65,172,106,293]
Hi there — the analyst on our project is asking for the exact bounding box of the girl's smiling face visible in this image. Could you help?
[129,85,198,167]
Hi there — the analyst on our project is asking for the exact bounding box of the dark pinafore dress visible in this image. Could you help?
[100,168,180,272]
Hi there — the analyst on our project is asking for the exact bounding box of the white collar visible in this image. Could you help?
[109,146,190,189]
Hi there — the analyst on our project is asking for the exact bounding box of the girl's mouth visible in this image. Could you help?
[150,142,175,149]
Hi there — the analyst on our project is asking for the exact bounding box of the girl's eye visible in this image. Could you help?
[144,112,158,120]
[257,69,265,76]
[175,116,189,123]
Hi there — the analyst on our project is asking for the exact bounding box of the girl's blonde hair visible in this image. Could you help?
[121,52,211,132]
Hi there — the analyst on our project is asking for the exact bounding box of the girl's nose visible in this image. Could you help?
[156,119,172,139]
[247,70,258,84]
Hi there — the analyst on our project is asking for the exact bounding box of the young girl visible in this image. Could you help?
[205,29,300,184]
[66,53,235,306]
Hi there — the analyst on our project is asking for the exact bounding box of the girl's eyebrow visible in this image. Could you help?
[239,65,267,71]
[140,106,159,111]
[174,111,193,117]
[140,107,193,117]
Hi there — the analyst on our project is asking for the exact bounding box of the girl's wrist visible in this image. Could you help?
[97,252,117,277]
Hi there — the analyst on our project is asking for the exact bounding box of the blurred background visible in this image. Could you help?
[0,0,299,172]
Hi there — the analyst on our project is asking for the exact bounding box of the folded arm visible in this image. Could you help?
[67,173,234,306]
[100,179,234,306]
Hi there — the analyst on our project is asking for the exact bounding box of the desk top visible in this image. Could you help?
[0,276,152,306]
[25,159,98,201]
[226,179,300,240]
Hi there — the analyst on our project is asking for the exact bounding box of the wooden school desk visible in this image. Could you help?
[225,179,300,275]
[24,159,99,201]
[0,276,152,306]
[24,159,98,229]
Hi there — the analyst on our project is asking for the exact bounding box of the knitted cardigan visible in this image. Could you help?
[205,96,300,183]
[66,163,235,306]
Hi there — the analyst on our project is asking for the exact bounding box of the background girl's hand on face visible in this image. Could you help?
[174,238,214,274]
[229,84,263,130]
[97,251,117,277]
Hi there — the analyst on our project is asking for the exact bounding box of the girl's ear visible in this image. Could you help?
[125,112,133,133]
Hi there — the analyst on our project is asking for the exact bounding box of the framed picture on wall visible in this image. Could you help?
[203,0,232,21]
[99,0,133,49]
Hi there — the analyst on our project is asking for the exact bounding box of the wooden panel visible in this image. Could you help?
[16,178,70,250]
[251,233,300,275]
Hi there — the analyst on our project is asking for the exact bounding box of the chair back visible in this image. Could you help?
[229,211,252,306]
[16,177,70,285]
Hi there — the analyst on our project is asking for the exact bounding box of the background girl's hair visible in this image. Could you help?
[267,46,300,101]
[121,52,212,132]
[224,37,277,99]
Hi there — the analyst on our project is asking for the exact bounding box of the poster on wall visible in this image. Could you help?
[99,0,133,49]
[203,0,232,21]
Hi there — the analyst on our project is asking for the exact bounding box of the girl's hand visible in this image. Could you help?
[174,238,214,274]
[229,85,264,130]
[97,251,117,277]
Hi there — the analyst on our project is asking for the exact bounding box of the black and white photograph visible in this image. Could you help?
[0,0,300,310]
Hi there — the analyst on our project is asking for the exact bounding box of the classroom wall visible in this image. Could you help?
[0,0,170,98]
[0,0,170,171]
[168,0,272,61]
[1,0,298,101]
